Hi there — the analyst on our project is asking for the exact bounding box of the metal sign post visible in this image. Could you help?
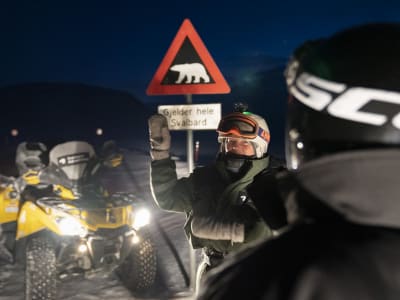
[186,94,194,174]
[185,94,196,293]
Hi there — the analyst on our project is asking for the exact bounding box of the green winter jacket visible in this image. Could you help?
[150,156,274,255]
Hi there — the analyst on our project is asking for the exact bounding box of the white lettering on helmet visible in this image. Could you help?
[327,88,400,126]
[291,72,400,129]
[290,73,346,111]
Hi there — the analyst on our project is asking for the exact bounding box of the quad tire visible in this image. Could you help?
[117,229,157,293]
[25,236,57,300]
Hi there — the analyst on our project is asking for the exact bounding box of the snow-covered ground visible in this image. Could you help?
[0,148,202,300]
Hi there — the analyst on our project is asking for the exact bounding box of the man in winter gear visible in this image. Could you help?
[0,176,15,264]
[15,142,47,175]
[148,106,286,288]
[0,142,48,264]
[199,23,400,300]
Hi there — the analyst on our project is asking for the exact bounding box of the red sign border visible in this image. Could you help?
[146,19,231,95]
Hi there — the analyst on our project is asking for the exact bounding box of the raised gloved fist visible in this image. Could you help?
[148,114,171,160]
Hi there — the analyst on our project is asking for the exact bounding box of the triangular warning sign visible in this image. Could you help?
[146,19,231,95]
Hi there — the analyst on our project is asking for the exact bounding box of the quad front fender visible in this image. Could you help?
[16,201,62,240]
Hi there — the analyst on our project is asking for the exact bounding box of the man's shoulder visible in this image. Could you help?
[269,155,286,168]
[263,155,286,175]
[199,223,357,299]
[192,163,219,178]
[199,224,320,299]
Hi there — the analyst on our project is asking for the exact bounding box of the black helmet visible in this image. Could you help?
[284,23,400,170]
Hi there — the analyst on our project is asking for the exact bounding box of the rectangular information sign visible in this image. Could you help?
[158,103,221,130]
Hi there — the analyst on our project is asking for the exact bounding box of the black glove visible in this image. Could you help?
[148,114,171,160]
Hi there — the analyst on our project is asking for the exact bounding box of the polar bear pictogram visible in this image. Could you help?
[170,63,210,84]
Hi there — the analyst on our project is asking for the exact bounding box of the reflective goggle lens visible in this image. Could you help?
[217,114,270,143]
[217,116,257,137]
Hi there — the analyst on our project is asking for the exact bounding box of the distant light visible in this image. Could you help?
[296,142,304,149]
[96,128,103,136]
[10,129,18,136]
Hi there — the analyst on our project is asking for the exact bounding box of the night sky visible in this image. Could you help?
[1,0,400,158]
[2,1,400,100]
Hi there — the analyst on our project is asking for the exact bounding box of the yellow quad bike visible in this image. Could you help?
[0,141,157,300]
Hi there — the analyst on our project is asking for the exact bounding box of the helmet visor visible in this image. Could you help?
[219,136,257,157]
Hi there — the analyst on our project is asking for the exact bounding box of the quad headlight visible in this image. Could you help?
[37,198,88,237]
[132,208,151,230]
[56,215,87,237]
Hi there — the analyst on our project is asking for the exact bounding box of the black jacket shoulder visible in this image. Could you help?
[201,221,400,300]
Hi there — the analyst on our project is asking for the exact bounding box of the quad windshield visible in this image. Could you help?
[49,141,96,182]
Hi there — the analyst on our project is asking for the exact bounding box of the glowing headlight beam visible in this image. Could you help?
[57,216,87,237]
[132,235,140,244]
[78,244,88,253]
[132,208,151,229]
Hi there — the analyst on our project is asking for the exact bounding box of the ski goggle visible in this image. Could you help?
[217,113,270,143]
